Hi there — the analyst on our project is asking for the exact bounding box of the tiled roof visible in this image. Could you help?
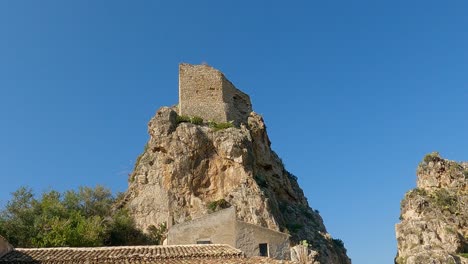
[243,257,295,263]
[0,244,245,263]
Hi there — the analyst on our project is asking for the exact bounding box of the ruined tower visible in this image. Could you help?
[178,63,252,126]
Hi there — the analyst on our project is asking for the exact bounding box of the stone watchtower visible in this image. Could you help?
[178,63,252,126]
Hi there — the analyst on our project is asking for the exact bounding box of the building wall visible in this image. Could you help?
[167,207,290,260]
[178,63,252,125]
[166,207,237,246]
[235,221,290,259]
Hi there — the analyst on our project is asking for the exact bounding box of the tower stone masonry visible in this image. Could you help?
[178,63,252,126]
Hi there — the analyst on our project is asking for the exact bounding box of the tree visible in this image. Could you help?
[105,209,150,246]
[0,185,158,247]
[0,187,38,247]
[147,222,167,245]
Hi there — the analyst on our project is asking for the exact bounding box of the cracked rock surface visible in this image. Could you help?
[396,153,468,264]
[120,106,350,264]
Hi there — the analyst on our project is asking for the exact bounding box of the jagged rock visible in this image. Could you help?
[291,244,320,264]
[122,108,350,264]
[121,64,350,264]
[0,236,13,258]
[395,152,468,264]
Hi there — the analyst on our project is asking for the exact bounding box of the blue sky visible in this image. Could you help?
[1,1,467,263]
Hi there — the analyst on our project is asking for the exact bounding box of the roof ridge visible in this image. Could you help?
[15,243,241,251]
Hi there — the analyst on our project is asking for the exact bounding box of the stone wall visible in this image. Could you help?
[166,207,290,260]
[222,78,252,126]
[166,207,237,246]
[178,63,252,126]
[235,221,290,259]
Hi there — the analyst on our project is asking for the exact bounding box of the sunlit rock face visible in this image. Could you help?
[395,152,468,264]
[120,64,351,264]
[0,236,13,258]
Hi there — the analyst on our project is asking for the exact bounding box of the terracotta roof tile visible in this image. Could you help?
[0,244,245,263]
[0,244,297,263]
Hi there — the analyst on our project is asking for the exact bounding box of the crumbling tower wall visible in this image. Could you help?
[178,63,252,125]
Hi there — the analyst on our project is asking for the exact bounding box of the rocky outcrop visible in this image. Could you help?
[0,236,13,258]
[395,152,468,264]
[120,105,350,264]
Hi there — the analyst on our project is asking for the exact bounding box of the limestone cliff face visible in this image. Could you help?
[121,106,350,264]
[396,153,468,264]
[0,236,13,258]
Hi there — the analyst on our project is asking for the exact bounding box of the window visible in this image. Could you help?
[196,239,212,244]
[259,243,268,257]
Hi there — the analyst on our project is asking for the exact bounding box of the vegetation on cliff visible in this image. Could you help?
[122,106,351,264]
[396,153,468,264]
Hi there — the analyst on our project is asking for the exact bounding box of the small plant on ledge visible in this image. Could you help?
[207,199,231,213]
[190,116,204,125]
[422,151,441,164]
[176,115,204,125]
[176,115,191,124]
[208,121,234,131]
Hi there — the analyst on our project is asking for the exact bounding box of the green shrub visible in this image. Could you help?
[405,188,427,200]
[147,222,167,245]
[332,238,346,252]
[133,143,149,172]
[445,226,456,234]
[254,174,268,188]
[423,152,440,164]
[0,186,159,247]
[190,116,204,125]
[333,238,344,247]
[401,188,427,209]
[460,253,468,258]
[128,173,135,183]
[287,172,298,181]
[432,189,458,212]
[176,115,191,124]
[286,223,303,233]
[395,256,406,264]
[208,121,234,131]
[207,199,231,213]
[448,162,463,177]
[299,205,314,219]
[176,115,204,125]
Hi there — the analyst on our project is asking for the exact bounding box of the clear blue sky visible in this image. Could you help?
[1,1,467,263]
